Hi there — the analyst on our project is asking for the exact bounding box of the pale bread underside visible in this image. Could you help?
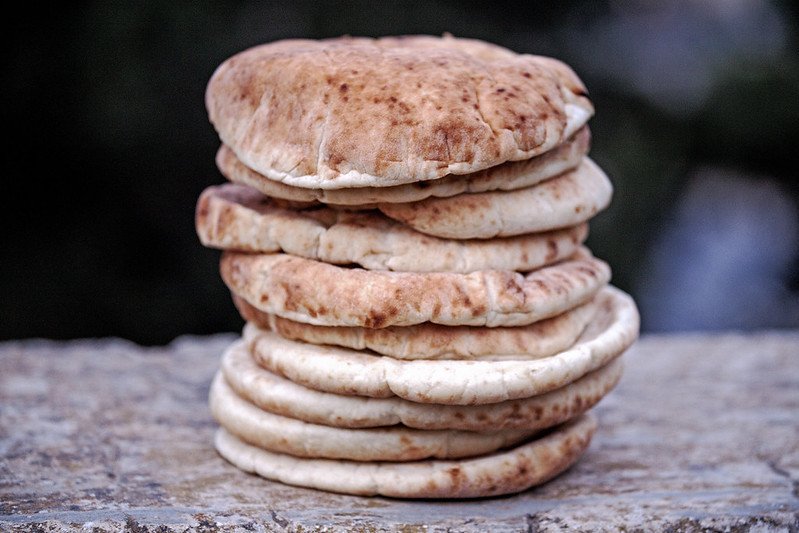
[220,248,610,328]
[215,127,590,205]
[244,286,639,405]
[222,338,623,430]
[214,413,597,498]
[197,183,588,273]
[210,373,536,461]
[378,158,612,239]
[206,35,593,189]
[233,295,597,360]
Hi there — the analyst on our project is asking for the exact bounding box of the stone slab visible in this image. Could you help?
[1,332,797,531]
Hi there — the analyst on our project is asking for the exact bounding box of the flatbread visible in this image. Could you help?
[378,158,612,239]
[210,373,536,461]
[215,127,590,205]
[244,286,638,405]
[206,35,593,189]
[214,413,597,498]
[233,295,597,360]
[197,183,588,273]
[221,338,623,430]
[220,248,610,328]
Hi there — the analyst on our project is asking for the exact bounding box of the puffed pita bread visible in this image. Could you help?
[215,127,590,205]
[197,184,588,273]
[233,295,597,360]
[378,158,612,239]
[210,373,536,461]
[222,338,623,430]
[214,413,596,498]
[206,35,593,189]
[245,287,638,405]
[220,249,610,328]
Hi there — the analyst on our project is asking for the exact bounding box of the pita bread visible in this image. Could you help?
[214,413,596,498]
[206,35,593,189]
[245,286,638,405]
[233,295,597,360]
[378,158,612,239]
[197,184,588,273]
[222,338,623,430]
[215,127,590,205]
[220,248,610,328]
[210,373,537,461]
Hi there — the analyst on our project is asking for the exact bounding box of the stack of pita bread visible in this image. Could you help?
[196,35,639,498]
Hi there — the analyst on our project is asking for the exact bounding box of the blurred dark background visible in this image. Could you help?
[3,1,798,344]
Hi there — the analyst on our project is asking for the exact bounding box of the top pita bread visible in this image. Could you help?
[206,35,593,189]
[215,127,590,205]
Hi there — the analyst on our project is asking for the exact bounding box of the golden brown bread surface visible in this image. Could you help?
[215,127,591,204]
[233,294,597,359]
[214,413,597,498]
[206,35,593,189]
[242,287,639,405]
[220,249,611,328]
[210,372,537,461]
[221,338,623,430]
[196,183,589,273]
[377,158,612,239]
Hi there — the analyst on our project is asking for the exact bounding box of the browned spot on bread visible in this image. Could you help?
[504,276,525,298]
[195,196,210,224]
[546,239,559,261]
[447,466,465,488]
[366,310,386,329]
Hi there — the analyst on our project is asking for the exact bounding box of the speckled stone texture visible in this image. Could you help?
[1,332,797,532]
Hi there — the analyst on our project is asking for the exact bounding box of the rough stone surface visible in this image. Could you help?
[1,332,797,532]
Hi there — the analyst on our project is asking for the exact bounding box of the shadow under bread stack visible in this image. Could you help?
[196,35,640,498]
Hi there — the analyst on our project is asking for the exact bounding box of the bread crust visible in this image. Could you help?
[196,183,589,273]
[206,35,593,188]
[214,414,597,498]
[220,249,611,328]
